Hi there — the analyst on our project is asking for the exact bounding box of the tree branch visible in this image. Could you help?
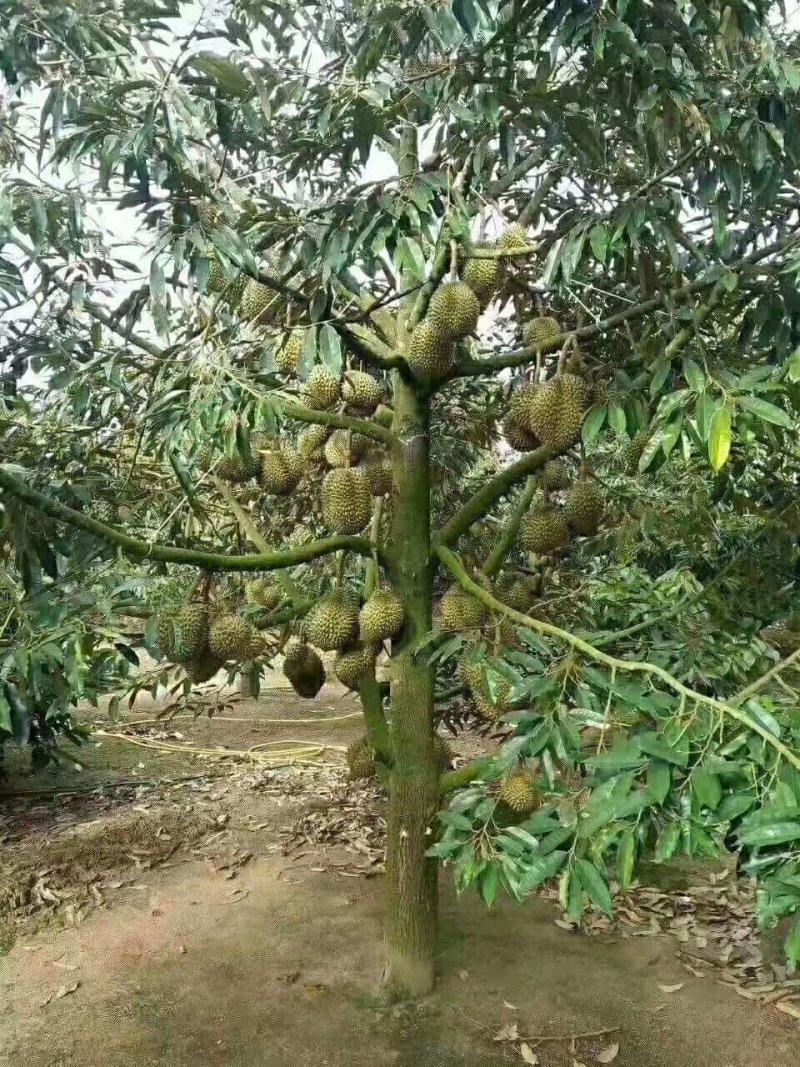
[439,755,497,795]
[0,466,382,572]
[434,446,551,548]
[359,673,393,766]
[278,399,395,445]
[435,544,800,773]
[482,476,538,577]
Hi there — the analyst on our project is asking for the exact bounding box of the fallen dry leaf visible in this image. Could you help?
[55,982,80,999]
[519,1042,538,1064]
[494,1022,520,1042]
[573,1060,588,1067]
[658,982,685,993]
[458,969,469,981]
[776,1001,800,1020]
[596,1042,619,1063]
[503,999,519,1010]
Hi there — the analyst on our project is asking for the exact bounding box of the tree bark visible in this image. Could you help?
[383,374,439,997]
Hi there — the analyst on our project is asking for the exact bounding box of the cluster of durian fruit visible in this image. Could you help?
[406,224,531,380]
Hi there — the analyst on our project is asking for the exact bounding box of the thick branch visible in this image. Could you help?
[359,673,393,766]
[434,446,551,548]
[482,476,538,577]
[0,467,381,572]
[278,399,395,445]
[435,544,800,773]
[439,756,496,795]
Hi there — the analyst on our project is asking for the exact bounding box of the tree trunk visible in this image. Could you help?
[237,662,259,699]
[384,374,439,997]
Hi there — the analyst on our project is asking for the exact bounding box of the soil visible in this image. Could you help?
[1,687,797,1067]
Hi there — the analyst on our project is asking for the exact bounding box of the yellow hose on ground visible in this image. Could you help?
[95,731,345,765]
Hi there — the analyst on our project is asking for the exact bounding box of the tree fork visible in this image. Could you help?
[383,372,439,997]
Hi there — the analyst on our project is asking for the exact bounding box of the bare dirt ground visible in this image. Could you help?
[1,684,798,1067]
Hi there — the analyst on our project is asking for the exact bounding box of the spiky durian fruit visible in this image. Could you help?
[206,258,227,294]
[153,614,176,659]
[502,383,541,451]
[172,605,210,665]
[275,329,305,374]
[322,468,372,534]
[361,452,392,496]
[260,447,302,495]
[323,429,369,468]
[283,641,326,698]
[187,650,225,684]
[519,507,570,554]
[564,479,604,536]
[427,280,480,341]
[239,279,275,322]
[499,772,539,814]
[245,578,282,611]
[346,735,375,779]
[540,458,572,492]
[407,320,456,379]
[440,585,487,631]
[497,223,530,261]
[495,574,536,613]
[209,614,264,661]
[359,588,405,644]
[305,593,359,651]
[304,365,342,410]
[297,424,329,460]
[522,316,561,350]
[463,245,501,306]
[528,373,591,454]
[217,453,256,483]
[334,644,377,690]
[342,370,384,414]
[623,429,648,474]
[433,734,454,770]
[459,658,512,721]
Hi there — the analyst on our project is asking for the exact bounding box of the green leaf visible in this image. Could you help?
[582,405,607,444]
[576,858,612,914]
[738,822,800,847]
[193,54,252,97]
[318,324,342,375]
[708,405,732,471]
[738,395,794,429]
[655,822,681,862]
[647,761,672,803]
[0,689,12,733]
[683,358,705,393]
[438,811,474,832]
[518,849,567,891]
[695,393,715,441]
[480,865,499,906]
[637,730,689,767]
[692,768,723,811]
[784,918,800,966]
[589,224,609,263]
[607,402,627,435]
[616,830,637,890]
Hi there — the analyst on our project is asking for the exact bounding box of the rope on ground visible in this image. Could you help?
[95,731,343,766]
[104,712,362,728]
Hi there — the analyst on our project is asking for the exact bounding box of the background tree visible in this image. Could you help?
[3,0,800,996]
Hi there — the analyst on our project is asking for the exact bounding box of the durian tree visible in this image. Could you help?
[5,0,800,994]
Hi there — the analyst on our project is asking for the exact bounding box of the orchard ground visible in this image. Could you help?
[0,674,797,1067]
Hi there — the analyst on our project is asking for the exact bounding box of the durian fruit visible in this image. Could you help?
[528,373,591,454]
[519,507,570,554]
[334,644,377,690]
[322,468,372,534]
[297,423,329,460]
[346,735,375,779]
[463,245,501,306]
[433,733,454,771]
[283,641,326,698]
[407,320,456,379]
[206,258,227,294]
[304,365,342,410]
[260,447,302,495]
[227,273,248,308]
[540,458,571,492]
[522,316,561,350]
[623,429,648,474]
[217,452,256,484]
[497,223,530,260]
[499,772,539,814]
[323,429,369,468]
[502,384,541,451]
[209,614,264,661]
[459,658,512,721]
[564,479,604,536]
[187,650,225,684]
[440,585,487,631]
[359,588,405,644]
[342,370,384,414]
[275,329,305,374]
[496,574,536,613]
[305,593,359,651]
[153,614,176,659]
[361,452,392,497]
[239,278,274,322]
[172,605,210,665]
[427,280,480,341]
[373,404,395,428]
[245,578,282,611]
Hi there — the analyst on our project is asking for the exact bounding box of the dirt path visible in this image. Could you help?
[1,688,798,1066]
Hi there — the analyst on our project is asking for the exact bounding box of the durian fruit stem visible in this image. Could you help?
[365,497,384,599]
[358,673,392,766]
[383,374,439,998]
